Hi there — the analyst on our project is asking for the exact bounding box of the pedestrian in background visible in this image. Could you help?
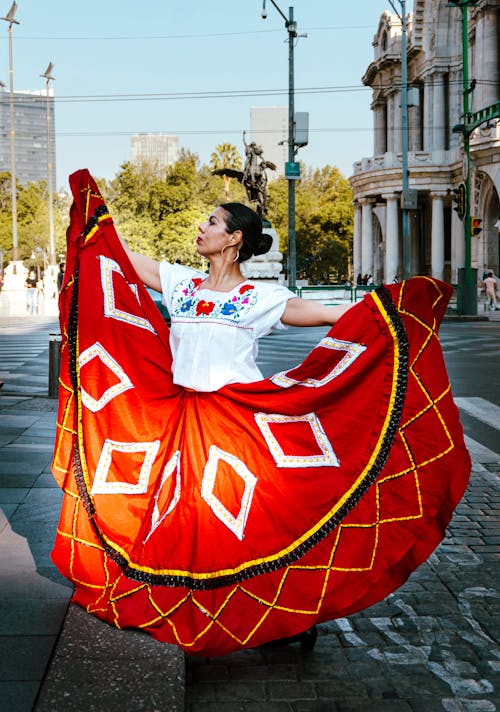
[482,272,499,311]
[25,269,38,315]
[57,262,65,293]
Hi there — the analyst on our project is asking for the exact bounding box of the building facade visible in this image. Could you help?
[0,88,56,187]
[250,106,288,179]
[131,133,180,175]
[349,0,499,286]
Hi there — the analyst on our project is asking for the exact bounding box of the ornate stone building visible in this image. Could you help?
[349,0,499,285]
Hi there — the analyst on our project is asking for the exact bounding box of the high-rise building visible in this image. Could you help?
[250,107,288,180]
[131,133,180,174]
[0,88,56,187]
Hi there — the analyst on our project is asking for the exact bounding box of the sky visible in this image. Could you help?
[1,0,395,191]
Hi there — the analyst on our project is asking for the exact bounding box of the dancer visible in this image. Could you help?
[51,170,470,656]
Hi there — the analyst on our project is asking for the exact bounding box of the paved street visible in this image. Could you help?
[189,320,500,712]
[0,312,499,711]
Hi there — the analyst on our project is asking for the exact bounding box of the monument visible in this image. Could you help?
[212,133,283,280]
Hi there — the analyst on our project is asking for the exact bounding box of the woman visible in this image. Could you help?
[51,170,470,656]
[118,202,352,392]
[25,269,38,314]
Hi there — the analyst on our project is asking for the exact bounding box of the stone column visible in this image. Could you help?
[451,207,465,284]
[382,193,400,283]
[373,101,386,155]
[393,90,402,154]
[481,9,499,107]
[387,93,395,154]
[353,201,362,282]
[432,71,446,151]
[360,198,375,277]
[431,192,446,281]
[423,77,433,151]
[449,70,462,150]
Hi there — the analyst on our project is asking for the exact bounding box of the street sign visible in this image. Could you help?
[285,161,301,180]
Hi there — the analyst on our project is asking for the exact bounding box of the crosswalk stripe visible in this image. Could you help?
[455,397,500,429]
[464,435,500,464]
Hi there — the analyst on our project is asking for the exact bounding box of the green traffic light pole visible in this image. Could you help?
[450,1,500,313]
[450,0,477,315]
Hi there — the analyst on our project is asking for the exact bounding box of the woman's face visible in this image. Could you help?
[196,207,237,258]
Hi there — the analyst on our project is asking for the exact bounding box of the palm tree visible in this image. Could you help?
[209,143,242,200]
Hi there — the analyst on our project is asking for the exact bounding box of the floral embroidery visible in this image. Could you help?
[171,276,257,321]
[196,300,215,316]
[221,302,238,316]
[180,300,194,313]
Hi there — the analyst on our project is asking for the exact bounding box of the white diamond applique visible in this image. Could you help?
[78,342,133,412]
[91,439,160,495]
[255,412,340,468]
[201,446,257,541]
[99,255,156,333]
[271,337,366,388]
[144,451,181,542]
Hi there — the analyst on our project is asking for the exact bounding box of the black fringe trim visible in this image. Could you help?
[70,265,408,590]
[82,203,109,239]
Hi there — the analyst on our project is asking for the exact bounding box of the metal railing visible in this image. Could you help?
[295,284,378,304]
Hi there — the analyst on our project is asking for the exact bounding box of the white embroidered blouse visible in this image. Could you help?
[159,262,295,392]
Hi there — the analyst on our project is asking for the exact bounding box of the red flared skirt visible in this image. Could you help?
[51,170,471,656]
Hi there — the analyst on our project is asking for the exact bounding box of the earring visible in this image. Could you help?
[232,250,240,263]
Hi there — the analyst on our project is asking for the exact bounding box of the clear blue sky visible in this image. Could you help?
[2,0,393,190]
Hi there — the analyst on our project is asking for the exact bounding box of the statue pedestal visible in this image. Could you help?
[2,260,27,292]
[241,227,283,281]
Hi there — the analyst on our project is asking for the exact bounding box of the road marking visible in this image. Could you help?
[455,397,500,430]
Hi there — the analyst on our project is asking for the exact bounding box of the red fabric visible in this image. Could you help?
[51,169,471,656]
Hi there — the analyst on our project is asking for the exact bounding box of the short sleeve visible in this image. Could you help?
[253,283,295,338]
[159,262,204,312]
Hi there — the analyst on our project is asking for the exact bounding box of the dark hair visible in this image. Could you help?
[220,202,273,263]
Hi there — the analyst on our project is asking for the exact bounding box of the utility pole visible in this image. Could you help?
[1,2,20,264]
[388,0,414,280]
[261,1,305,291]
[41,62,56,266]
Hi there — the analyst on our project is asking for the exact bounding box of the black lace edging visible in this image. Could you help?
[70,275,409,590]
[82,203,109,239]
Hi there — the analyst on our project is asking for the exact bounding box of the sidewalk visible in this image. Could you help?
[0,315,184,712]
[1,301,499,711]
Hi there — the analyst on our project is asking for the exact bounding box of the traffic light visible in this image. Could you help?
[471,217,482,236]
[452,184,465,220]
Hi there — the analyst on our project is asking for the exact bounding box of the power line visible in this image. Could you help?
[14,25,380,42]
[2,79,493,105]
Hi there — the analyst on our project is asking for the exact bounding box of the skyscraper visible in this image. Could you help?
[250,106,288,180]
[0,88,56,187]
[131,133,180,174]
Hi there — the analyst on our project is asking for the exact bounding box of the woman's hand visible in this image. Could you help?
[282,297,354,327]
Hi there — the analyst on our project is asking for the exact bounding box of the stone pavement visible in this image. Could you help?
[0,308,499,711]
[0,315,184,712]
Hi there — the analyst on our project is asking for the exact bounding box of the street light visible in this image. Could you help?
[41,62,56,266]
[261,1,305,291]
[388,0,412,280]
[0,2,19,263]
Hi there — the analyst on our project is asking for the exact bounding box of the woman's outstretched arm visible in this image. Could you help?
[282,297,354,327]
[117,234,162,292]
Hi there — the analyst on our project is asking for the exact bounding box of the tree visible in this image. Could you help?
[157,206,208,268]
[209,143,242,201]
[268,166,353,283]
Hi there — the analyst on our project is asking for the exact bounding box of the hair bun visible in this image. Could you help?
[253,233,273,257]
